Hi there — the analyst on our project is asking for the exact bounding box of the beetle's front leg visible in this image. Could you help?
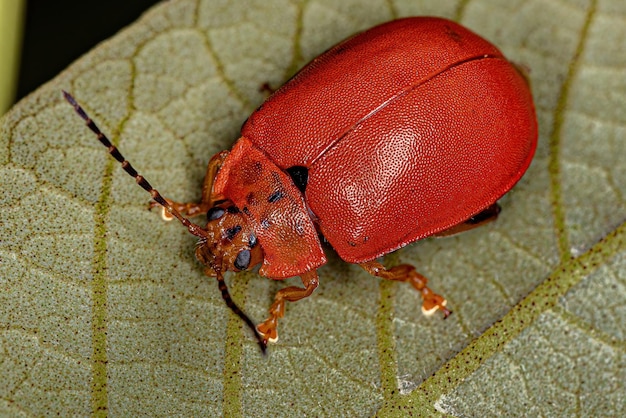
[153,150,230,219]
[360,260,451,317]
[257,270,319,343]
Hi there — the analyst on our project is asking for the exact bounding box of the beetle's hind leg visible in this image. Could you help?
[360,204,500,317]
[153,151,230,219]
[360,261,451,318]
[257,270,319,344]
[433,203,501,237]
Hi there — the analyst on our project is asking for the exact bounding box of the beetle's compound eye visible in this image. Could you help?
[207,207,226,221]
[234,249,251,270]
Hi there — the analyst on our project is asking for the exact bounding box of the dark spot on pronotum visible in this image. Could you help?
[226,205,240,214]
[268,190,284,203]
[286,166,309,193]
[248,233,258,248]
[246,192,256,205]
[260,219,270,229]
[348,241,357,247]
[234,250,251,270]
[225,225,242,240]
[242,206,251,216]
[207,207,225,221]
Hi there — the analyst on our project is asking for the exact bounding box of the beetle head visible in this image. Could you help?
[64,90,267,353]
[195,201,264,276]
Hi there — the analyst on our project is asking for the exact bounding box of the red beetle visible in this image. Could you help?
[65,17,537,352]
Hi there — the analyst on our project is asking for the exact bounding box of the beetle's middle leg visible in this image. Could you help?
[257,270,319,343]
[360,260,451,318]
[154,150,230,219]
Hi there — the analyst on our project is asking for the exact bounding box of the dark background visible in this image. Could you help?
[16,0,160,102]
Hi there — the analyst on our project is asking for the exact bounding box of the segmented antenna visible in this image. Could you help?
[62,90,207,238]
[64,90,267,354]
[217,271,267,354]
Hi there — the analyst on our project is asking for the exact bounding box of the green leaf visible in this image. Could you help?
[1,0,625,416]
[0,0,25,116]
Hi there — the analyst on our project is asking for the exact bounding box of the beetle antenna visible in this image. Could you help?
[216,269,267,354]
[63,91,207,239]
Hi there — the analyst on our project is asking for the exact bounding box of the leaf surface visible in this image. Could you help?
[1,0,625,416]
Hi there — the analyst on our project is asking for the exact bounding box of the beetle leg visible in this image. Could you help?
[257,270,319,343]
[153,150,230,219]
[433,203,501,237]
[360,260,451,318]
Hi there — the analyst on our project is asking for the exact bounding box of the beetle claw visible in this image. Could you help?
[160,206,174,221]
[421,297,451,318]
[148,199,175,221]
[257,322,279,344]
[265,335,279,344]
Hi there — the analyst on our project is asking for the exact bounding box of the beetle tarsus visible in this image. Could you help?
[360,260,451,319]
[258,320,279,344]
[150,198,212,220]
[257,271,319,344]
[421,297,451,318]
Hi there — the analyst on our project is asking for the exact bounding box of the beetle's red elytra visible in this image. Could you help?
[65,17,537,352]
